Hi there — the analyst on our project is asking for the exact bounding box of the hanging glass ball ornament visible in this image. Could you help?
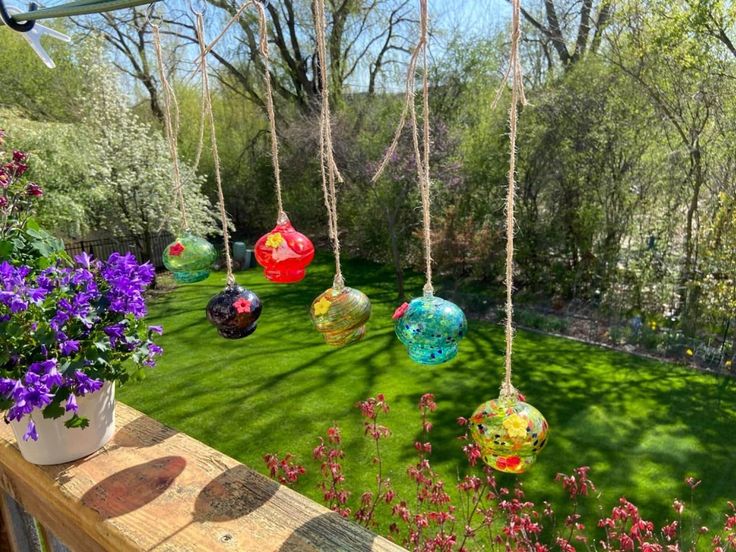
[469,393,548,474]
[163,233,217,283]
[393,293,467,365]
[310,286,371,346]
[254,214,315,283]
[206,285,263,339]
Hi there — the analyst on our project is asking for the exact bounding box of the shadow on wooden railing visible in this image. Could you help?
[0,403,405,552]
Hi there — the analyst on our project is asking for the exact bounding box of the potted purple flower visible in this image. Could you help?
[0,251,163,464]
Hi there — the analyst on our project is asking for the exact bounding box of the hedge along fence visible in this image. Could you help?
[65,233,174,269]
[441,289,735,375]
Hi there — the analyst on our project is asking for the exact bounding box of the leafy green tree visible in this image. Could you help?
[0,25,85,121]
[698,194,736,337]
[608,0,736,327]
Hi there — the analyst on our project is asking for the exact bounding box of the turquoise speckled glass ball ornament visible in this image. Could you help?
[163,233,217,283]
[469,394,549,474]
[393,294,467,364]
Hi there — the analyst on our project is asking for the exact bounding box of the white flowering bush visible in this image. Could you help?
[78,45,218,250]
[1,43,218,257]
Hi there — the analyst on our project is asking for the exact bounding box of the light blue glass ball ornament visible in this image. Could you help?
[393,293,467,365]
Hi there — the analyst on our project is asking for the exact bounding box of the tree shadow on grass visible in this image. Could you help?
[136,257,736,532]
[150,327,400,442]
[422,328,736,528]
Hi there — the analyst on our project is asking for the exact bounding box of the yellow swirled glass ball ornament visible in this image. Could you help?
[310,286,371,346]
[469,394,548,474]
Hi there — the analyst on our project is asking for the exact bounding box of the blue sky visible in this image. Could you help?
[431,0,512,36]
[35,0,515,92]
[37,0,512,25]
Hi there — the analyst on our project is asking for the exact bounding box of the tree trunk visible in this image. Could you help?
[141,75,163,123]
[679,143,703,329]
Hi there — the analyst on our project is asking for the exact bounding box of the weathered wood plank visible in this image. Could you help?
[0,493,42,552]
[36,522,71,552]
[0,495,19,552]
[0,403,405,552]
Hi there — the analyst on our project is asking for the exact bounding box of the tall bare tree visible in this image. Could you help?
[73,7,174,121]
[193,0,414,112]
[512,0,613,69]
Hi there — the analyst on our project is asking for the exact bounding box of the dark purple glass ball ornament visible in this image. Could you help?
[205,285,263,339]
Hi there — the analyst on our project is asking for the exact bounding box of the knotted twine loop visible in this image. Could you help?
[314,0,344,291]
[189,1,283,222]
[255,1,286,222]
[500,0,527,400]
[195,12,235,288]
[152,24,190,231]
[194,0,255,65]
[370,23,423,184]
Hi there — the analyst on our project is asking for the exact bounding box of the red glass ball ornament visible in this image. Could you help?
[206,285,262,339]
[254,215,315,283]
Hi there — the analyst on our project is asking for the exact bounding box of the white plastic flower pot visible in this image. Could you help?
[9,382,116,465]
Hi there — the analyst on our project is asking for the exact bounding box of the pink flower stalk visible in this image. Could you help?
[263,453,305,486]
[260,392,731,552]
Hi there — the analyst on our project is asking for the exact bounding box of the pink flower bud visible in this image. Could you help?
[26,183,43,197]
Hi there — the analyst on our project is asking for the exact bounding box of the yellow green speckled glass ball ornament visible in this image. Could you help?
[469,393,548,474]
[163,232,217,283]
[310,286,371,346]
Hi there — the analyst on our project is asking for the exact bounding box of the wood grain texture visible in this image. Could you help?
[0,403,405,552]
[1,493,41,552]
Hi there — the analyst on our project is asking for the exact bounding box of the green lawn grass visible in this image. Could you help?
[119,254,736,537]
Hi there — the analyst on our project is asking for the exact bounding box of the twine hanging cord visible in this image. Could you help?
[371,0,434,296]
[255,0,286,221]
[190,1,256,170]
[314,0,345,291]
[195,0,341,284]
[195,11,236,287]
[501,0,526,399]
[418,0,432,296]
[370,18,423,184]
[152,24,190,231]
[190,0,286,222]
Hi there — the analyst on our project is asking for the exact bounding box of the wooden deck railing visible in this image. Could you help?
[0,404,405,552]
